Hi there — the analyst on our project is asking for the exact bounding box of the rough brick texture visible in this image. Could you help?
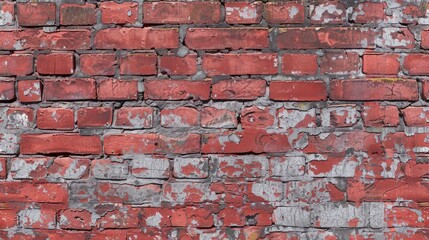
[0,1,427,239]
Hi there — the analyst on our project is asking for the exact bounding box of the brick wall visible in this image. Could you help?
[0,0,428,239]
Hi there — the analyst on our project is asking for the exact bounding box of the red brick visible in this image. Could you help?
[119,53,157,75]
[0,2,14,26]
[114,107,154,129]
[95,28,179,50]
[20,134,102,155]
[422,30,429,49]
[269,81,327,101]
[351,2,388,23]
[60,3,96,26]
[97,79,138,100]
[225,2,263,24]
[158,134,201,154]
[203,53,277,76]
[320,52,359,74]
[80,53,116,76]
[383,132,429,158]
[19,208,56,229]
[202,130,291,154]
[0,209,16,228]
[159,55,197,75]
[265,2,305,24]
[0,182,68,203]
[423,80,429,100]
[310,2,346,24]
[144,79,211,101]
[185,28,269,50]
[143,2,221,24]
[104,134,158,155]
[44,78,96,101]
[212,79,266,100]
[6,108,34,129]
[17,80,42,103]
[402,107,429,126]
[37,108,74,130]
[17,2,55,26]
[282,54,318,75]
[363,54,400,75]
[59,209,92,230]
[0,54,33,76]
[0,158,6,179]
[330,79,418,101]
[100,2,138,24]
[37,53,74,75]
[405,160,429,178]
[77,107,112,128]
[201,107,237,129]
[403,54,429,75]
[277,27,376,49]
[241,106,275,129]
[362,102,400,127]
[161,107,199,128]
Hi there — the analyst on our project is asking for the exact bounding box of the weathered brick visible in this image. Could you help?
[114,107,153,129]
[310,2,346,24]
[402,107,429,126]
[225,2,263,24]
[351,2,388,23]
[59,209,92,230]
[96,183,161,204]
[201,107,237,129]
[19,208,56,229]
[265,2,305,24]
[130,156,170,179]
[0,158,6,179]
[17,80,42,103]
[143,2,221,24]
[91,159,128,180]
[320,105,359,127]
[0,79,14,101]
[6,108,35,129]
[273,206,311,227]
[173,157,208,179]
[161,107,199,128]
